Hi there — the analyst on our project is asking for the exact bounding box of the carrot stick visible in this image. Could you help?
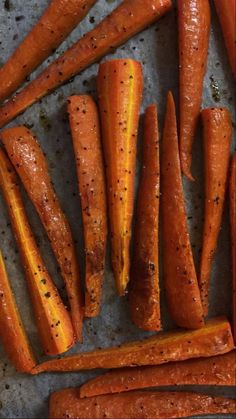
[1,126,84,341]
[97,59,143,296]
[0,0,97,103]
[0,250,36,373]
[32,317,234,373]
[80,351,236,397]
[49,389,236,419]
[0,0,171,129]
[230,153,236,342]
[179,0,211,180]
[199,108,232,316]
[129,104,160,331]
[67,95,107,317]
[0,149,75,355]
[161,92,204,329]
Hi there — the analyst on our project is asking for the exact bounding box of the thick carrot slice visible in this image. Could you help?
[1,126,84,341]
[32,317,234,373]
[0,149,75,355]
[97,59,143,295]
[161,92,204,329]
[179,0,211,180]
[0,0,97,103]
[230,153,236,342]
[68,95,107,317]
[0,250,36,373]
[0,0,171,128]
[199,108,232,315]
[129,104,160,331]
[49,389,236,419]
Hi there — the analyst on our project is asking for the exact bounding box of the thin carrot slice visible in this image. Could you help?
[230,153,236,342]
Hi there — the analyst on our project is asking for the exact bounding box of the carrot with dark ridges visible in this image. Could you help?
[230,153,236,342]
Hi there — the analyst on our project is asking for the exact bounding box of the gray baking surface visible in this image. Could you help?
[0,0,235,418]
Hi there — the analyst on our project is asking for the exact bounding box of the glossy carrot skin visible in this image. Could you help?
[32,317,234,373]
[230,153,236,342]
[68,95,107,317]
[1,126,84,341]
[0,0,171,128]
[179,0,211,180]
[199,108,232,315]
[129,104,160,330]
[161,92,204,329]
[0,149,75,355]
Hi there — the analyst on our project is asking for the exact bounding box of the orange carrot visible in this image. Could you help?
[179,0,211,180]
[161,92,204,329]
[0,149,75,355]
[0,0,171,128]
[129,104,160,331]
[1,126,84,341]
[97,59,143,296]
[0,0,97,103]
[68,95,107,317]
[199,108,232,316]
[230,153,236,342]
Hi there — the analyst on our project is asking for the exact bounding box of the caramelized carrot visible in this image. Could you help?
[129,104,160,331]
[0,149,75,355]
[230,153,236,342]
[68,95,107,317]
[199,108,232,315]
[161,92,204,329]
[0,0,171,128]
[179,0,211,180]
[97,59,143,295]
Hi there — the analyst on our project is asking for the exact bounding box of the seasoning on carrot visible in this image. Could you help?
[161,92,204,329]
[0,149,75,355]
[0,0,172,129]
[199,108,232,316]
[129,104,160,330]
[32,317,234,373]
[97,59,143,295]
[68,96,107,318]
[230,153,236,342]
[179,0,211,180]
[1,126,84,341]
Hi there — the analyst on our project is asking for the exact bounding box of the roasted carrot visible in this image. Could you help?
[230,153,236,342]
[199,108,232,315]
[0,0,171,129]
[161,92,204,329]
[129,104,160,330]
[0,0,97,103]
[179,0,211,180]
[32,317,234,373]
[0,149,75,355]
[1,126,84,341]
[68,95,107,317]
[97,59,143,295]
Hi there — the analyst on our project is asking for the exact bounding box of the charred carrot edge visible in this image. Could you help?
[179,0,211,180]
[230,153,236,342]
[1,126,84,341]
[0,0,97,103]
[199,108,232,316]
[129,104,160,330]
[0,149,75,355]
[97,59,143,295]
[0,250,36,373]
[68,95,107,318]
[32,317,234,373]
[0,0,172,128]
[161,92,204,329]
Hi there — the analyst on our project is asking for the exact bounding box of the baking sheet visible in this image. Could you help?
[0,0,235,417]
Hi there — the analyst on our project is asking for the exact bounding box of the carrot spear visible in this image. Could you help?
[230,152,236,342]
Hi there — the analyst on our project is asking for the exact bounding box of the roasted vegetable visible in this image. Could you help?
[230,153,236,342]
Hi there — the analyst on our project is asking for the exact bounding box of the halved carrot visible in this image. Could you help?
[32,317,234,373]
[179,0,211,180]
[129,104,160,331]
[68,95,107,317]
[97,59,143,295]
[199,108,232,315]
[230,153,236,342]
[0,0,97,103]
[0,149,75,355]
[0,0,171,128]
[1,126,84,341]
[161,92,204,329]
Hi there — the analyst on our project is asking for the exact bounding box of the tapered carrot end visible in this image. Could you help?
[180,154,195,181]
